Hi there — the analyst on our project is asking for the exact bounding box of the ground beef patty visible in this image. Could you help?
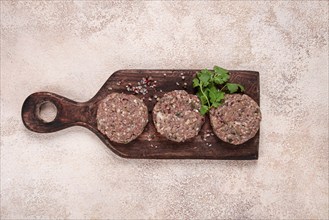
[209,94,261,145]
[153,90,205,142]
[97,93,148,144]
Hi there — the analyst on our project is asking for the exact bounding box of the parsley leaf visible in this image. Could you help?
[214,71,230,84]
[226,83,238,93]
[197,69,212,86]
[208,85,224,103]
[208,85,218,103]
[193,66,245,115]
[213,65,228,74]
[226,83,245,93]
[212,101,222,108]
[200,105,209,115]
[192,78,200,88]
[238,84,245,92]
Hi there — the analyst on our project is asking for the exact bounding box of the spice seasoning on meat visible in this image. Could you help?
[209,94,261,145]
[152,90,205,142]
[97,93,148,144]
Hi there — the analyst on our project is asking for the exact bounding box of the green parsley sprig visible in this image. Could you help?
[193,66,245,115]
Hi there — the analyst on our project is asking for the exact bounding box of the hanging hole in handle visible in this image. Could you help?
[36,101,58,123]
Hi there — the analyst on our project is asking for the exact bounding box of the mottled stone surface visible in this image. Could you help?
[1,1,328,219]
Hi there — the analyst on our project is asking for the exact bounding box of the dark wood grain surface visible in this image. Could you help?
[22,69,260,160]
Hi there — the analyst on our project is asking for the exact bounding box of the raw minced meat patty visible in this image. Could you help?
[152,90,205,142]
[96,93,148,144]
[209,94,261,145]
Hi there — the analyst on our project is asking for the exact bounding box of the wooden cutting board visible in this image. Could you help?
[22,69,260,160]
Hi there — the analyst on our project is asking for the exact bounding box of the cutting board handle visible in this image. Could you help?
[21,92,92,133]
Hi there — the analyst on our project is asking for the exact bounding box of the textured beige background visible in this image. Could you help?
[1,1,328,219]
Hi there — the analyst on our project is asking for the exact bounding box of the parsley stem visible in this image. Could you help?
[200,85,210,107]
[220,85,227,91]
